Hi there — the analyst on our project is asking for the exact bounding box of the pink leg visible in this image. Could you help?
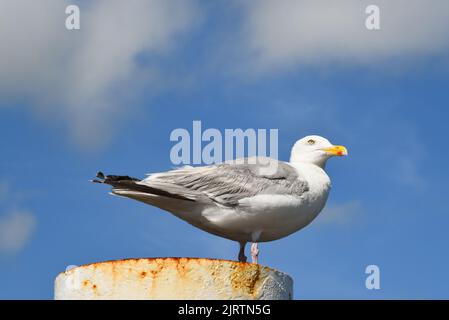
[251,242,259,264]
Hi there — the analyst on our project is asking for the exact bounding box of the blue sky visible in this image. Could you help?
[1,0,449,299]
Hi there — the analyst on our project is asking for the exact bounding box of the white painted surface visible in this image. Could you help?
[54,258,293,300]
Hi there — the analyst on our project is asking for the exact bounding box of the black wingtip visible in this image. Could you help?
[91,171,141,185]
[90,171,106,183]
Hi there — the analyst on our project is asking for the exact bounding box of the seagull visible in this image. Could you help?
[92,135,347,264]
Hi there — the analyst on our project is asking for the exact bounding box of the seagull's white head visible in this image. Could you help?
[290,135,348,168]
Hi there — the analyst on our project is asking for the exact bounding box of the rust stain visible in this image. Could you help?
[149,260,165,278]
[79,257,269,268]
[55,257,291,299]
[175,260,189,278]
[58,257,277,278]
[82,279,99,294]
[91,283,99,296]
[149,270,159,277]
[230,264,261,297]
[58,258,281,298]
[110,263,117,282]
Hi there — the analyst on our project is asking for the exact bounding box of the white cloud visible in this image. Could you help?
[0,210,37,255]
[239,0,449,71]
[316,201,362,225]
[0,0,199,149]
[0,182,37,255]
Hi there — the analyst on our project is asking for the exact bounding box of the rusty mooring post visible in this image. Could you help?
[54,258,293,299]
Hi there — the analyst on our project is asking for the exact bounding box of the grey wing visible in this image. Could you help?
[139,157,309,206]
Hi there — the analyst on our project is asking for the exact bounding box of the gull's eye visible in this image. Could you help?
[307,139,315,145]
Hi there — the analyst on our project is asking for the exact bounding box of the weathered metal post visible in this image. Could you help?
[54,258,293,300]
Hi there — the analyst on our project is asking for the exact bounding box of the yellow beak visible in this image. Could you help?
[322,145,348,156]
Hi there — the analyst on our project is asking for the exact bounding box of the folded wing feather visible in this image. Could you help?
[139,157,309,206]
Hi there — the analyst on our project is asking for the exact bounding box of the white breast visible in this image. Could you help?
[200,162,332,242]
